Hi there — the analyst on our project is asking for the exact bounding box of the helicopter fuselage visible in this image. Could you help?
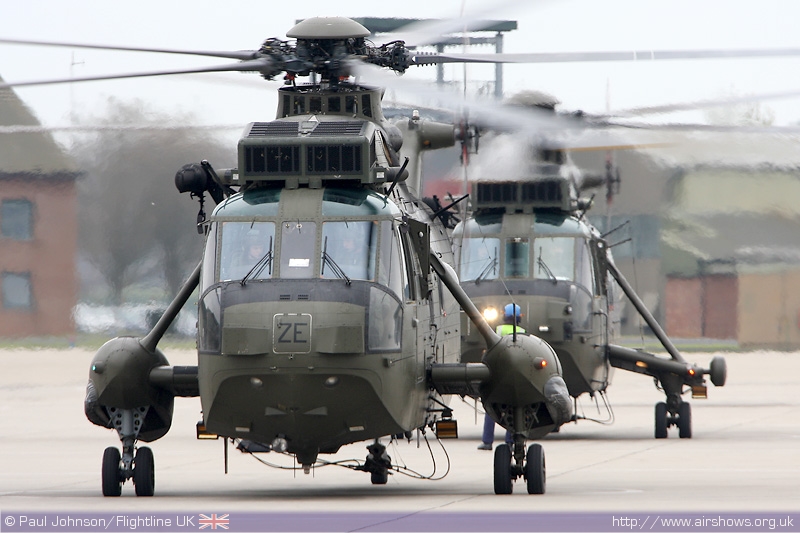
[454,208,614,399]
[195,185,461,465]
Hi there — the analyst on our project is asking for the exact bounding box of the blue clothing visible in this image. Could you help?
[481,320,525,446]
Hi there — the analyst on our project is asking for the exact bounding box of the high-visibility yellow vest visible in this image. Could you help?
[496,323,526,335]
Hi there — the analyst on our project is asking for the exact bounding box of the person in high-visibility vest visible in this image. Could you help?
[477,303,525,450]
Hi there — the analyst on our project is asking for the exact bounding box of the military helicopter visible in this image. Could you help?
[0,16,575,497]
[2,14,796,498]
[449,100,729,441]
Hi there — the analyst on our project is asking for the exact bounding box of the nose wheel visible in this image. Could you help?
[100,407,156,496]
[101,444,156,496]
[493,441,546,495]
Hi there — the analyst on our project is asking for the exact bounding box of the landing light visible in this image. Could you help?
[271,437,288,453]
[483,307,499,322]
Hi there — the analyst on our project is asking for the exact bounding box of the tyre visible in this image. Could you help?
[101,447,122,497]
[710,356,727,387]
[525,443,546,495]
[655,402,668,439]
[493,444,513,495]
[133,446,155,497]
[678,402,692,439]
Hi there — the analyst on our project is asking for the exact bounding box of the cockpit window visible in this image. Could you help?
[504,237,530,278]
[280,221,316,278]
[320,221,377,281]
[378,220,404,298]
[534,237,574,281]
[460,237,500,282]
[218,222,276,282]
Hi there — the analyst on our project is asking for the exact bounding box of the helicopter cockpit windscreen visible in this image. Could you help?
[505,237,530,278]
[280,221,317,279]
[218,222,276,281]
[460,237,500,282]
[321,221,378,281]
[534,237,574,282]
[535,235,595,329]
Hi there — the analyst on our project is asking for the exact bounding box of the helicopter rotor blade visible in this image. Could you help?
[0,37,258,61]
[351,59,585,135]
[414,47,800,66]
[0,123,245,134]
[384,0,529,49]
[0,57,275,89]
[602,88,800,118]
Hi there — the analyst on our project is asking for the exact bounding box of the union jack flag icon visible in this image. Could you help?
[198,514,230,530]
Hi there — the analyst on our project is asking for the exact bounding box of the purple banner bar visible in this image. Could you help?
[1,512,797,532]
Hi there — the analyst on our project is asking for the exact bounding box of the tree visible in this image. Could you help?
[72,98,234,304]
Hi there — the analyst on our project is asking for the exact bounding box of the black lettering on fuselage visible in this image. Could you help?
[277,321,309,344]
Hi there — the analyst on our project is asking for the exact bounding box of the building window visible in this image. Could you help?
[2,272,33,310]
[1,199,34,240]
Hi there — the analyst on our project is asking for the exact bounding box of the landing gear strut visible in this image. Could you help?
[101,406,155,496]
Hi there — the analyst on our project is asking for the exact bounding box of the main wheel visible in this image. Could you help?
[102,447,122,497]
[133,446,155,497]
[493,444,513,495]
[655,402,668,439]
[678,401,692,439]
[525,444,546,495]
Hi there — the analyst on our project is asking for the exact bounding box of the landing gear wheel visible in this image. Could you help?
[493,444,513,495]
[370,469,389,485]
[525,443,546,495]
[655,402,668,439]
[102,447,122,497]
[133,446,155,497]
[710,356,727,387]
[678,402,692,439]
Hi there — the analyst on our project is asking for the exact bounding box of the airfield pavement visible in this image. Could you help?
[0,347,798,531]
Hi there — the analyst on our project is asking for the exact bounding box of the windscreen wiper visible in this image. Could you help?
[241,237,273,286]
[475,254,497,284]
[537,247,557,284]
[321,237,352,285]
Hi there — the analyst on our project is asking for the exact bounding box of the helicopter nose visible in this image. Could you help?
[481,333,562,406]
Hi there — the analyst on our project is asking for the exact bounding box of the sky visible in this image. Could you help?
[2,0,800,144]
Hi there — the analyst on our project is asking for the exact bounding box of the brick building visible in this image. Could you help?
[1,80,80,337]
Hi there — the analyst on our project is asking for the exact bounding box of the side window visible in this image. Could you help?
[399,231,417,301]
[1,199,33,240]
[377,221,404,298]
[201,222,218,290]
[575,239,595,294]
